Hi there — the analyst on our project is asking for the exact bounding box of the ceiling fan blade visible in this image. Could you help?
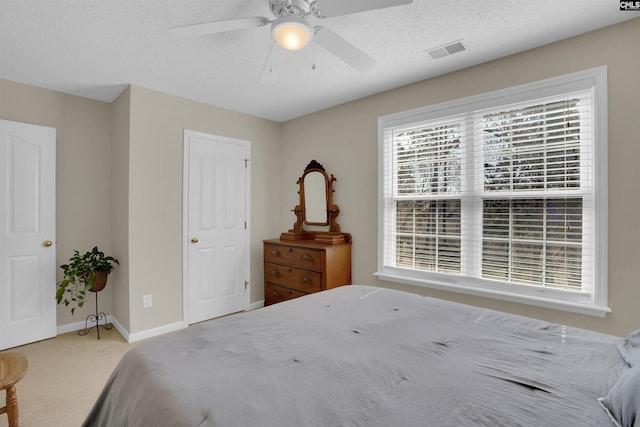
[316,0,413,18]
[169,16,270,38]
[314,27,376,73]
[259,44,289,85]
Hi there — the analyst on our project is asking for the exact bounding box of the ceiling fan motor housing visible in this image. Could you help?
[269,0,315,18]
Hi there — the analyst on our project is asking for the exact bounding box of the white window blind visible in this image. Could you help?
[377,67,608,316]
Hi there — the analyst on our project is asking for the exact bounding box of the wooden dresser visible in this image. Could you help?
[263,236,351,305]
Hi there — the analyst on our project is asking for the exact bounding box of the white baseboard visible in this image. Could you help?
[56,316,187,343]
[249,300,264,311]
[127,320,187,343]
[56,303,265,343]
[109,316,129,341]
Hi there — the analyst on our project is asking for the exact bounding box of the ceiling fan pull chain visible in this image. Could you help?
[312,40,316,70]
[266,41,276,74]
[270,42,274,72]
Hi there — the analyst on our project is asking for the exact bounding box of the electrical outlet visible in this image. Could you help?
[143,294,152,308]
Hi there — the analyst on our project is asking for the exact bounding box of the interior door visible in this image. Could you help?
[0,119,56,350]
[184,130,249,325]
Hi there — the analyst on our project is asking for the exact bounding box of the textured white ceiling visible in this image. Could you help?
[1,1,638,122]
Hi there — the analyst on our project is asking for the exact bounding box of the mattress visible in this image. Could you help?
[83,285,628,426]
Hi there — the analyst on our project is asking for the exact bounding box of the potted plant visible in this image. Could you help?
[56,246,119,314]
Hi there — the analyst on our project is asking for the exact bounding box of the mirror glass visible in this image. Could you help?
[304,171,328,225]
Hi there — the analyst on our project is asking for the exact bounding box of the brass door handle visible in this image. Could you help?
[43,240,53,247]
[191,237,199,243]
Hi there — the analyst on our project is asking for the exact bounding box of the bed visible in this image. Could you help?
[82,285,640,426]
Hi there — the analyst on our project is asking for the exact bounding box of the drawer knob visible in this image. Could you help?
[270,270,280,277]
[301,276,312,284]
[271,250,280,256]
[300,254,313,262]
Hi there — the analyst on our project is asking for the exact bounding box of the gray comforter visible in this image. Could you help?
[83,285,625,426]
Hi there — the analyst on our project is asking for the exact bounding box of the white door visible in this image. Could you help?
[0,119,56,350]
[183,130,250,325]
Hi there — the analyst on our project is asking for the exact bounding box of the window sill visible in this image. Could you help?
[374,271,611,318]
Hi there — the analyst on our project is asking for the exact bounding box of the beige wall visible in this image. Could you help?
[280,18,640,337]
[110,87,132,331]
[0,79,115,326]
[126,85,282,334]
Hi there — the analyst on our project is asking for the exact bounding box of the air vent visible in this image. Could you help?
[425,40,467,60]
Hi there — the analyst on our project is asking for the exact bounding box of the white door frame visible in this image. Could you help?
[182,129,251,324]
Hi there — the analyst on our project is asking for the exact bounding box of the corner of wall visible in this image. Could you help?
[110,86,132,333]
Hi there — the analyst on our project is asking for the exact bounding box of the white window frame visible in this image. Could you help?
[376,67,609,317]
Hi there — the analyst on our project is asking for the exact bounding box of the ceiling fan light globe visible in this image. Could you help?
[272,17,312,51]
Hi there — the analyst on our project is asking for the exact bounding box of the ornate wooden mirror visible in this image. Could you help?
[281,160,345,244]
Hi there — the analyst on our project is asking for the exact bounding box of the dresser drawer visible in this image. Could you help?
[264,243,322,271]
[265,283,306,305]
[263,238,351,306]
[264,262,322,293]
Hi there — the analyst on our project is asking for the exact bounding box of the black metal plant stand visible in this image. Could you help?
[78,289,112,339]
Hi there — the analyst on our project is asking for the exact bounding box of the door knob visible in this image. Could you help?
[43,240,53,247]
[191,237,199,243]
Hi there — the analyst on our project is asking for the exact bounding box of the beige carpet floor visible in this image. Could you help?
[0,326,137,427]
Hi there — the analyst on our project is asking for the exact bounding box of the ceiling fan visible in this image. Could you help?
[169,0,413,84]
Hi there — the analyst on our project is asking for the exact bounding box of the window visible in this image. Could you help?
[377,67,609,316]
